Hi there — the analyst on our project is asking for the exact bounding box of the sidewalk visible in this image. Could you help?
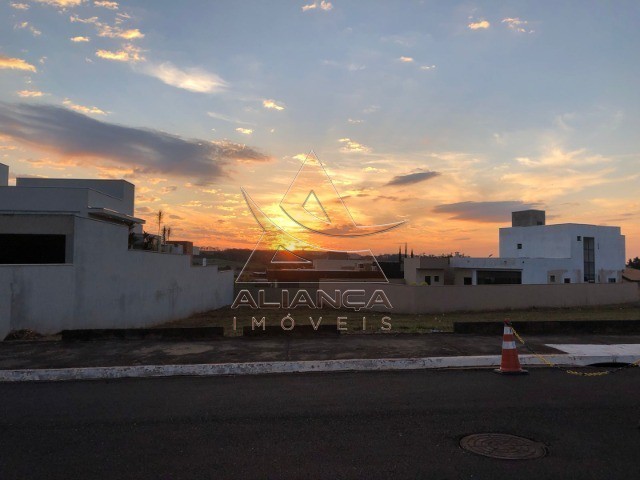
[1,332,640,381]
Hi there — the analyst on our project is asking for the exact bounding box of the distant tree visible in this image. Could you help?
[628,257,640,270]
[398,246,402,264]
[156,209,164,250]
[410,249,414,258]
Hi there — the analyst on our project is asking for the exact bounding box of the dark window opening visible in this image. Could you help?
[608,278,616,283]
[434,275,440,283]
[564,278,571,284]
[476,270,522,285]
[550,275,556,283]
[463,277,473,285]
[0,234,66,264]
[583,237,595,282]
[577,236,582,241]
[424,275,431,285]
[517,243,522,250]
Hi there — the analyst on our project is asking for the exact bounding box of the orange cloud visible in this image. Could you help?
[94,1,118,9]
[468,20,490,30]
[0,55,36,72]
[34,0,84,7]
[338,138,371,153]
[17,90,45,97]
[63,99,107,115]
[95,45,144,63]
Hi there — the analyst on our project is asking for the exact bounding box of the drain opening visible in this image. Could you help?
[460,433,547,460]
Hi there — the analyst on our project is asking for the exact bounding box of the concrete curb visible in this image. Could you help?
[0,354,638,382]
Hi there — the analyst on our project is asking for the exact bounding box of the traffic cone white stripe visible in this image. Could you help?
[502,341,517,349]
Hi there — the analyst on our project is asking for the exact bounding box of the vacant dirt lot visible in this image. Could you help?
[159,302,640,336]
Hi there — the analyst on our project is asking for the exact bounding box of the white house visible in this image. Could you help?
[404,210,626,286]
[0,163,234,338]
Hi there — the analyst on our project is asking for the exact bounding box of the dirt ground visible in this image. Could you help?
[158,302,640,336]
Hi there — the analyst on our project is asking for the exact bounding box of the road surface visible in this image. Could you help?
[1,368,639,479]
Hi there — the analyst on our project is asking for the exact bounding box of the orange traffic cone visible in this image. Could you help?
[494,320,528,375]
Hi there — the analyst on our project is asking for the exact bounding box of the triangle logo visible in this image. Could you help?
[302,189,331,223]
[271,245,312,264]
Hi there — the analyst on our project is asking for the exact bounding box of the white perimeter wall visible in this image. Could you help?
[0,215,233,337]
[319,281,640,314]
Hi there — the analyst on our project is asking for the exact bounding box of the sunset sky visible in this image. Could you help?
[1,1,639,257]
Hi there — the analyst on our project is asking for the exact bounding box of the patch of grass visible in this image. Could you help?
[158,302,640,336]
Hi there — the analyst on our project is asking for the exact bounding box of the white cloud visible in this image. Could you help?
[207,111,253,125]
[262,99,285,111]
[17,90,45,97]
[10,3,30,9]
[468,20,490,30]
[63,98,107,115]
[69,15,99,24]
[398,56,414,63]
[15,21,42,37]
[143,62,227,93]
[302,1,332,12]
[94,1,118,9]
[420,64,436,70]
[322,59,366,71]
[236,128,253,135]
[338,138,371,153]
[363,166,387,173]
[95,44,144,63]
[502,17,534,34]
[70,36,90,42]
[348,118,363,124]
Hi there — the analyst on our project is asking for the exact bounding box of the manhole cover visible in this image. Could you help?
[460,433,547,460]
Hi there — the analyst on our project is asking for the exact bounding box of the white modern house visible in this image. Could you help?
[405,210,626,286]
[0,163,234,339]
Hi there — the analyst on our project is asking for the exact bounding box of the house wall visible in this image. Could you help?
[16,178,134,215]
[0,163,8,187]
[499,224,625,283]
[0,186,128,218]
[412,269,445,285]
[0,215,234,337]
[450,256,581,285]
[403,257,420,283]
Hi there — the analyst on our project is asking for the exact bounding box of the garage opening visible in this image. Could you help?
[0,234,67,264]
[476,270,522,285]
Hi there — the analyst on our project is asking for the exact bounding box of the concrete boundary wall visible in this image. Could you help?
[242,282,639,314]
[330,282,640,314]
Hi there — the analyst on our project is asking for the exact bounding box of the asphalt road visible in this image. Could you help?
[1,369,639,479]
